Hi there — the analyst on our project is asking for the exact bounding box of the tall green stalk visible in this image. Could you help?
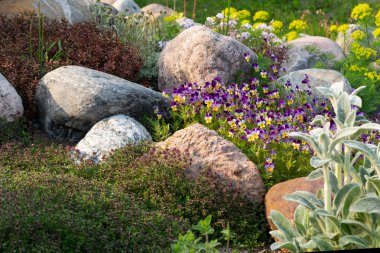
[225,0,231,35]
[37,0,45,77]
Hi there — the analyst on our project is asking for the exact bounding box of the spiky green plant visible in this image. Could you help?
[270,81,380,252]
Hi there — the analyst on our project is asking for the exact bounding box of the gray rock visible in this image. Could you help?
[0,73,24,122]
[141,3,173,19]
[74,114,151,163]
[112,0,140,15]
[158,26,258,91]
[277,68,352,98]
[336,24,375,55]
[36,66,168,141]
[0,0,97,23]
[283,36,345,73]
[155,123,265,203]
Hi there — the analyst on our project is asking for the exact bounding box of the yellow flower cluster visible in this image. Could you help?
[350,30,365,40]
[222,7,239,19]
[253,10,269,22]
[163,11,183,22]
[351,42,377,59]
[376,9,380,26]
[364,71,380,81]
[289,19,307,31]
[238,10,251,20]
[286,31,298,41]
[373,28,380,39]
[351,3,372,20]
[270,20,283,31]
[337,24,349,33]
[329,25,338,32]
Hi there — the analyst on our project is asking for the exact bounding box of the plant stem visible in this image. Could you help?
[173,0,176,12]
[225,0,230,36]
[192,0,197,21]
[344,146,351,185]
[322,165,332,232]
[183,0,186,17]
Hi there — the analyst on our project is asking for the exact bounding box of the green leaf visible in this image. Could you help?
[284,191,323,210]
[333,183,361,219]
[288,132,321,155]
[341,219,371,234]
[336,92,351,123]
[269,210,297,241]
[344,110,357,127]
[269,230,287,242]
[343,140,376,160]
[310,157,329,169]
[339,235,369,248]
[294,205,307,226]
[350,197,380,215]
[366,177,380,195]
[311,236,335,251]
[313,208,341,232]
[306,168,323,180]
[329,171,339,194]
[270,242,298,253]
[328,127,359,154]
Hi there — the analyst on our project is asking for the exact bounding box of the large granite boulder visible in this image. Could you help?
[74,114,151,163]
[265,177,324,231]
[101,0,117,4]
[0,73,24,122]
[158,26,258,91]
[35,66,168,141]
[112,0,140,14]
[283,36,345,73]
[276,68,352,98]
[141,3,173,19]
[0,0,96,23]
[155,123,265,203]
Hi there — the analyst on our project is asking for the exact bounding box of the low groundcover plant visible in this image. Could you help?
[269,81,380,252]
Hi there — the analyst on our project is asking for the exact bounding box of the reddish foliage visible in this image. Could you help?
[0,14,143,119]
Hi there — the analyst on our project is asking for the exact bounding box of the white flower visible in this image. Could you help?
[181,18,195,29]
[216,13,224,19]
[158,40,170,49]
[206,17,214,24]
[255,23,274,31]
[242,23,252,29]
[241,32,251,40]
[228,19,238,27]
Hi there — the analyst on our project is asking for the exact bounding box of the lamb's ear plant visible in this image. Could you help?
[269,81,380,252]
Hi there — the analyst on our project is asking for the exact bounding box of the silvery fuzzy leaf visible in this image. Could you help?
[349,95,362,108]
[311,236,335,251]
[359,166,370,185]
[365,176,380,195]
[313,209,341,232]
[339,235,370,248]
[328,127,359,154]
[337,92,351,124]
[357,123,380,134]
[351,86,366,96]
[294,221,307,236]
[311,115,328,127]
[289,132,321,155]
[269,230,288,242]
[309,128,323,138]
[343,140,376,161]
[319,132,330,156]
[269,210,297,241]
[270,242,298,253]
[306,168,324,180]
[310,157,329,169]
[330,81,345,97]
[294,205,307,227]
[299,240,316,250]
[329,171,339,194]
[340,219,371,234]
[330,151,344,164]
[350,196,380,214]
[284,191,324,210]
[333,183,361,219]
[333,118,345,130]
[344,110,357,128]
